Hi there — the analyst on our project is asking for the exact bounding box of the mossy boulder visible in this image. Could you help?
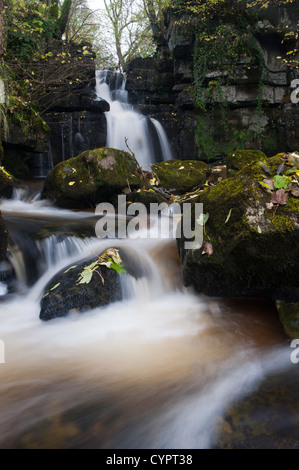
[227,150,268,171]
[152,159,210,194]
[0,167,14,199]
[178,154,299,305]
[276,301,299,339]
[42,148,145,209]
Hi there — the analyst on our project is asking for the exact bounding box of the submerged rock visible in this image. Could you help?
[42,147,145,209]
[152,159,210,194]
[178,154,299,308]
[40,248,125,321]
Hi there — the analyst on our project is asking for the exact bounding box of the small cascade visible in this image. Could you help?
[61,124,65,161]
[96,69,172,168]
[27,148,54,179]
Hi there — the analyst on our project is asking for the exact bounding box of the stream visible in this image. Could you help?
[0,70,298,450]
[0,187,298,449]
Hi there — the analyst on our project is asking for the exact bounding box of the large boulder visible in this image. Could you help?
[40,248,126,321]
[152,159,210,194]
[177,153,299,306]
[42,147,146,209]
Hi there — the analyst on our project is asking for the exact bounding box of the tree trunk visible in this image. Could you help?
[115,32,126,71]
[143,0,167,46]
[56,0,73,39]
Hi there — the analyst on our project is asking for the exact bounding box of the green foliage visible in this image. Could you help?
[77,249,127,286]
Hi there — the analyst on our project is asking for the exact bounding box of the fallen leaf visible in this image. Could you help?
[69,181,75,186]
[225,208,232,224]
[291,188,299,197]
[260,162,272,175]
[202,241,214,256]
[266,202,274,210]
[276,164,285,175]
[271,188,288,205]
[262,178,274,190]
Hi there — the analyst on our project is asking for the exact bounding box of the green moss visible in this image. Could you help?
[0,167,14,199]
[42,147,145,209]
[195,114,260,161]
[227,150,268,171]
[276,301,299,339]
[152,159,210,193]
[179,153,299,298]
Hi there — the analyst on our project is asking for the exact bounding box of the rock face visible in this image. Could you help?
[276,300,299,339]
[0,167,13,199]
[126,3,299,162]
[42,147,145,209]
[40,250,123,321]
[177,154,299,303]
[152,159,210,194]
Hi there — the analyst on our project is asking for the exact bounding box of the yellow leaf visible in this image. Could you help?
[69,181,75,186]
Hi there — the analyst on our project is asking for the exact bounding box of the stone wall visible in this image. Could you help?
[126,2,299,162]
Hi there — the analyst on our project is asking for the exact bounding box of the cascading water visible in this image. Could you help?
[0,188,297,450]
[95,69,172,168]
[0,73,297,449]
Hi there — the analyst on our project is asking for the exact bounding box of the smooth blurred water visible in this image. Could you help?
[0,194,296,449]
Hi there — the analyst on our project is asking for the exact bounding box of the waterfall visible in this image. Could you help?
[95,69,172,168]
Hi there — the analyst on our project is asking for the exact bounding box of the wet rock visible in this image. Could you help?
[0,167,13,199]
[178,154,299,304]
[227,150,268,172]
[0,212,8,262]
[276,300,299,339]
[40,249,124,321]
[152,159,210,194]
[42,147,145,209]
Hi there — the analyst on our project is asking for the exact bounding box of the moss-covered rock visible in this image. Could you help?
[152,159,210,194]
[178,154,299,306]
[227,150,268,171]
[0,166,14,199]
[126,189,169,210]
[276,301,299,339]
[42,147,146,209]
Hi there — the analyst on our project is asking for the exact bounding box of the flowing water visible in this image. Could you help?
[0,188,297,450]
[0,72,298,450]
[95,69,172,168]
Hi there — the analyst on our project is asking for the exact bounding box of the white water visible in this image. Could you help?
[0,193,294,449]
[95,69,172,168]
